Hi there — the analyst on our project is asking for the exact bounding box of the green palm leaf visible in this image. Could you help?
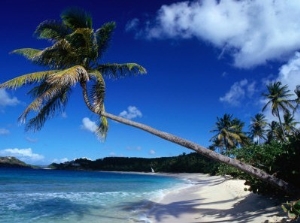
[11,48,42,60]
[33,40,77,68]
[61,7,92,30]
[67,28,97,63]
[95,113,109,140]
[98,63,146,79]
[34,20,70,40]
[0,70,56,89]
[20,85,70,131]
[46,65,89,86]
[89,70,106,113]
[95,22,116,59]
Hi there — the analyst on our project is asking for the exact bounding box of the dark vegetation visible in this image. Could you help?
[49,152,219,174]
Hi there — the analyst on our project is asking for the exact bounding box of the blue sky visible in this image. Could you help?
[1,0,300,165]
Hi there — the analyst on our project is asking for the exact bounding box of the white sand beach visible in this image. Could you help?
[147,174,289,223]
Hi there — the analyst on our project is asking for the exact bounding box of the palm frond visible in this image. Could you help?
[46,65,89,86]
[89,70,105,113]
[19,84,63,122]
[34,20,70,41]
[67,28,97,62]
[95,22,116,59]
[61,7,92,30]
[27,81,51,98]
[0,70,56,89]
[32,40,78,68]
[11,48,42,61]
[95,114,109,140]
[20,85,70,131]
[97,63,147,79]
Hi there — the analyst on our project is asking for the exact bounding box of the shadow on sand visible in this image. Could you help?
[117,193,287,223]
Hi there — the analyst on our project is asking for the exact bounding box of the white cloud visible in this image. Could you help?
[119,106,142,120]
[133,0,300,68]
[0,128,9,135]
[149,149,156,155]
[277,52,300,94]
[220,79,256,106]
[26,137,38,143]
[81,117,97,133]
[52,158,69,164]
[261,52,300,121]
[125,18,140,32]
[126,146,142,151]
[0,148,44,162]
[109,152,116,157]
[0,89,20,107]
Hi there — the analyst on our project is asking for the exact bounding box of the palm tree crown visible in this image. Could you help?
[262,82,294,117]
[262,81,294,141]
[0,8,146,138]
[249,113,267,144]
[210,114,249,154]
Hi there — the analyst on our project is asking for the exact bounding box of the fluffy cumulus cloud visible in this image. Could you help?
[277,52,300,93]
[0,148,44,163]
[130,0,300,68]
[0,89,20,107]
[220,79,256,106]
[119,106,142,120]
[81,117,98,133]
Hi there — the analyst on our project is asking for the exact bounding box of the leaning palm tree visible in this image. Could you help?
[1,8,146,137]
[249,113,267,144]
[0,8,298,195]
[262,81,295,141]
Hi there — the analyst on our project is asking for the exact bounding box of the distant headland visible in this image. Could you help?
[0,156,35,168]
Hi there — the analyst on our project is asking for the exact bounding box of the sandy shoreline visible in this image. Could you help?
[146,173,288,223]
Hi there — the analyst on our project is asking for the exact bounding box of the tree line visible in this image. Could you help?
[49,152,219,174]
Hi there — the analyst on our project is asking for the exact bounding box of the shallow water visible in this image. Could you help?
[0,168,187,223]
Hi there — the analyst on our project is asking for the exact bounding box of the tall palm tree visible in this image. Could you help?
[266,121,282,143]
[262,81,295,141]
[210,114,249,154]
[283,111,299,137]
[249,113,267,144]
[294,85,300,113]
[0,8,297,195]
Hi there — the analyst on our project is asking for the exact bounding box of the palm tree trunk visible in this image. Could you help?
[277,109,287,141]
[80,81,298,194]
[102,111,299,195]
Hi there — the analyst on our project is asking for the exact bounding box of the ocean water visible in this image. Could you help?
[0,168,189,223]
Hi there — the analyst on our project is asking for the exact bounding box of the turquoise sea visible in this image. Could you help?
[0,168,189,223]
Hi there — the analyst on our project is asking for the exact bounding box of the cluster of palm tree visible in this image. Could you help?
[210,81,300,154]
[0,8,299,194]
